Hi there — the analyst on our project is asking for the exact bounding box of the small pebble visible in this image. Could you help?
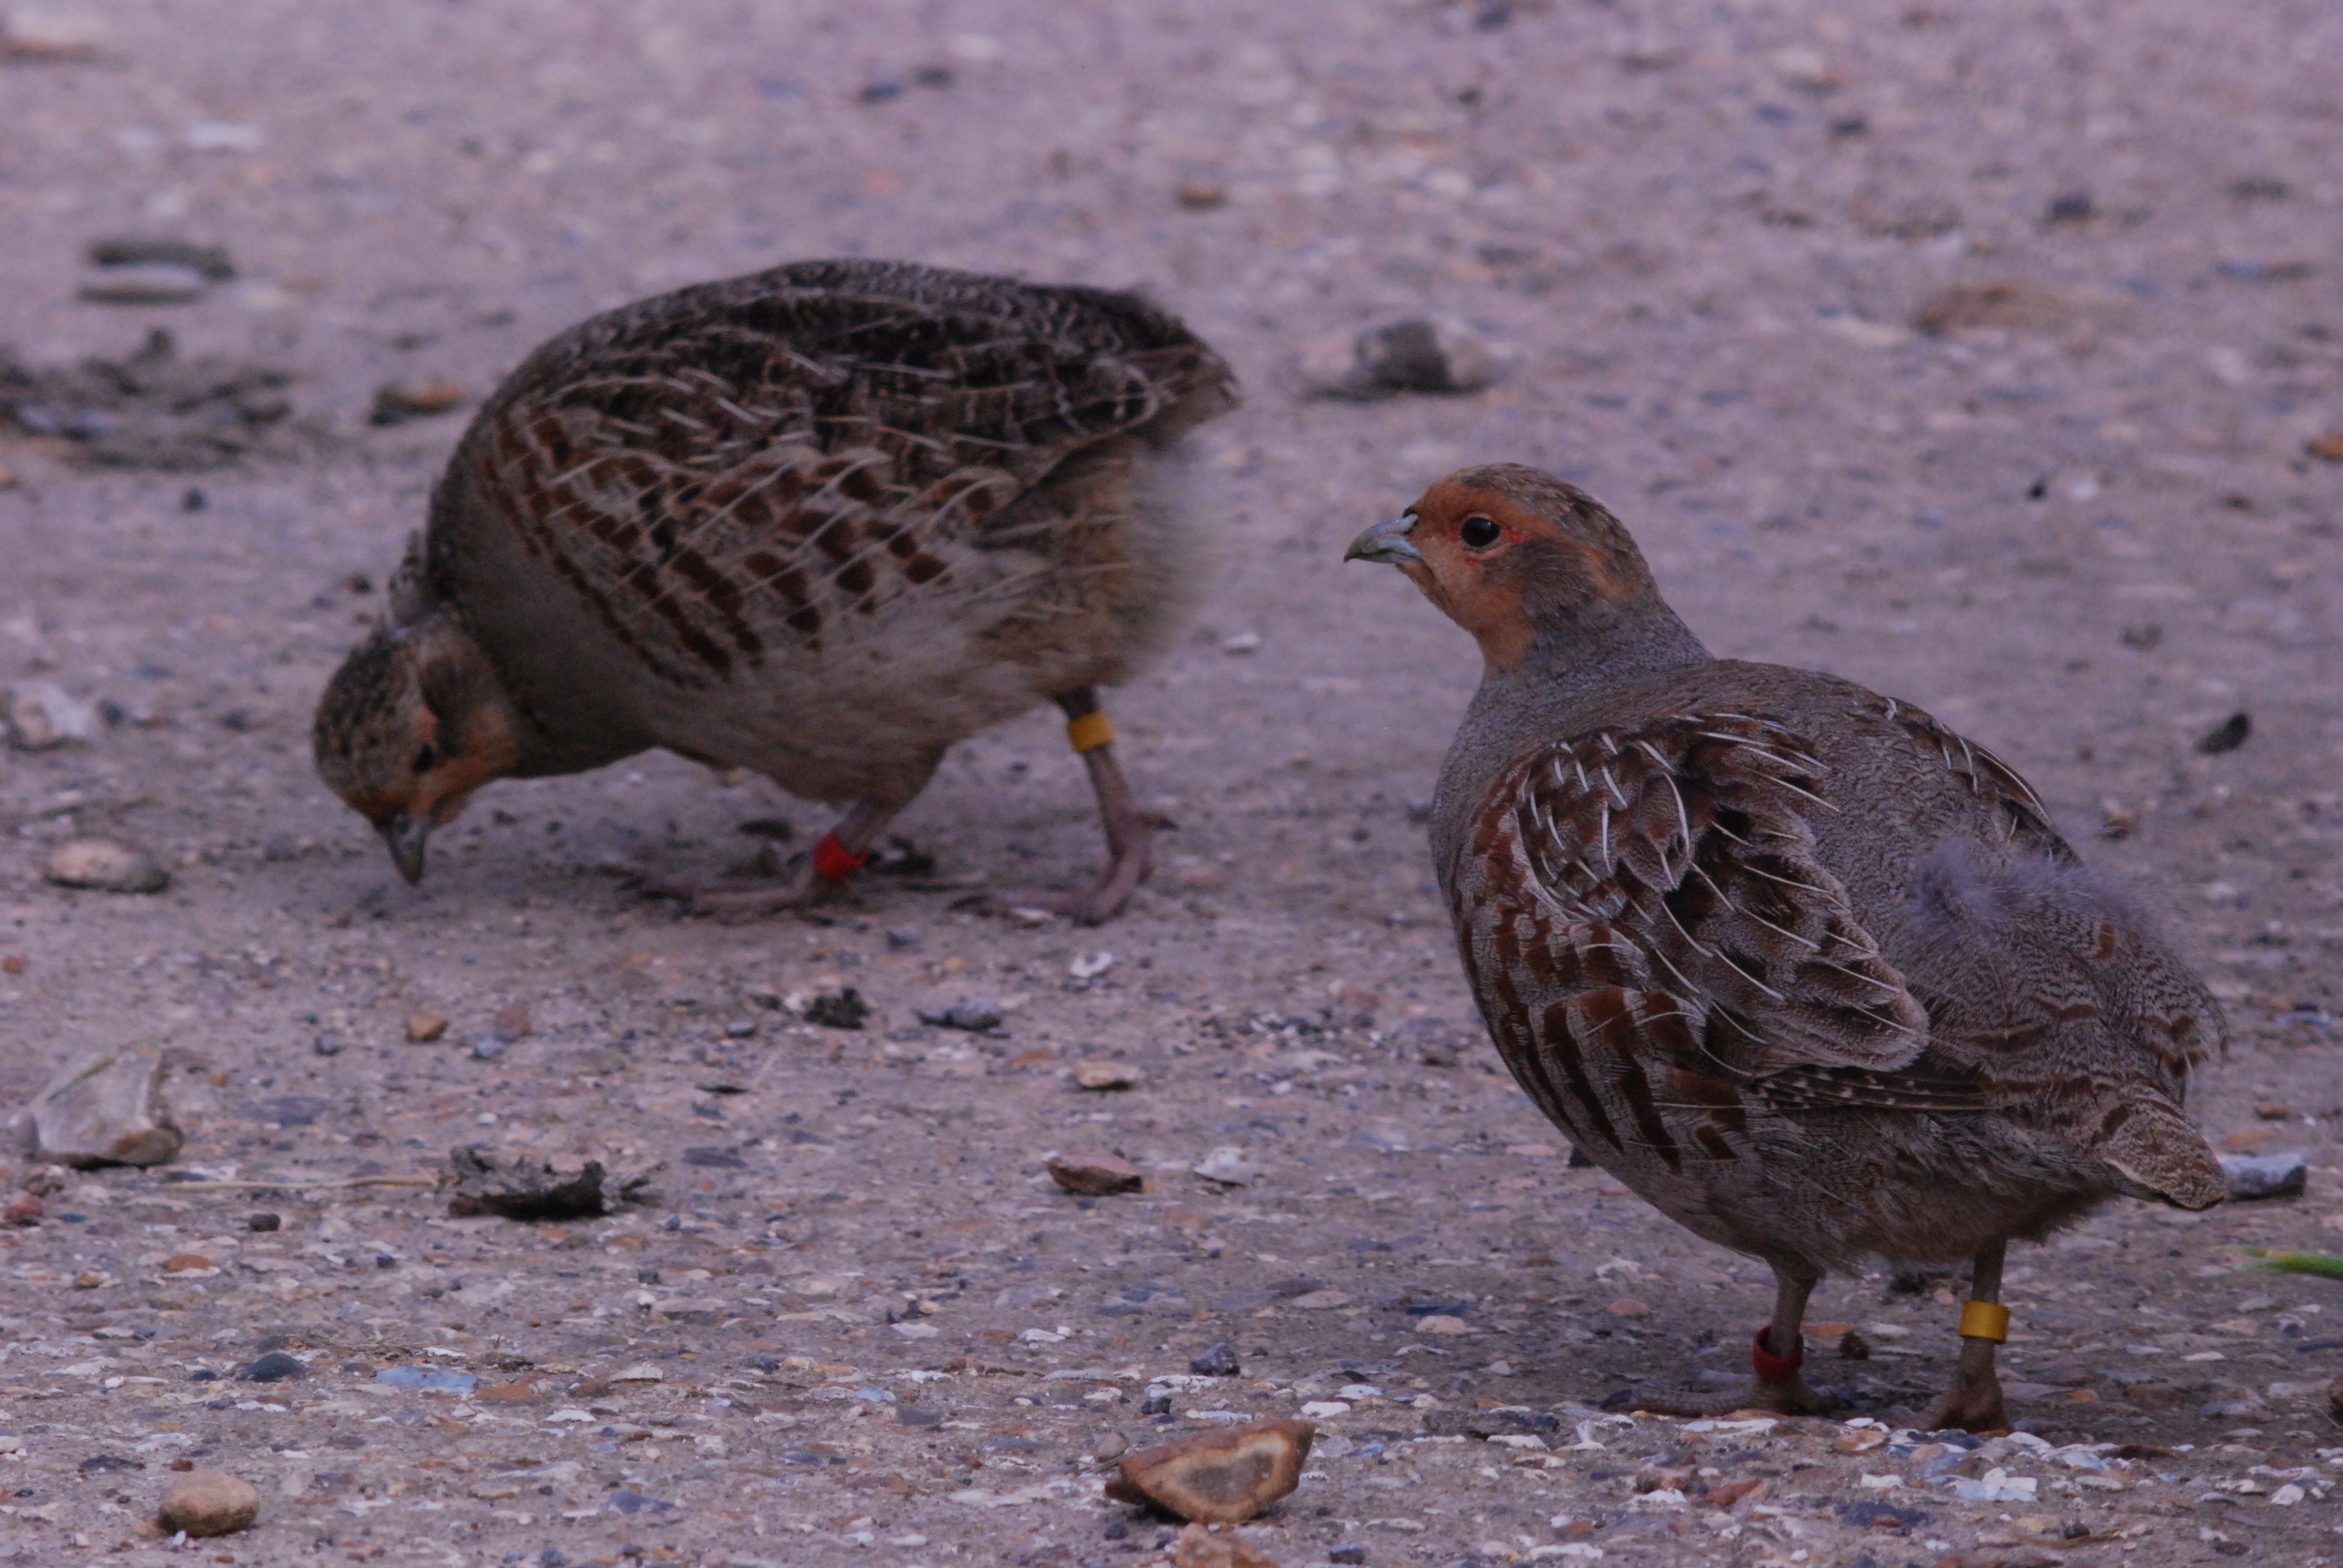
[2221,1149,2307,1200]
[77,263,208,304]
[919,996,1004,1031]
[369,379,466,426]
[884,925,923,950]
[376,1365,479,1394]
[4,1194,42,1226]
[312,1034,341,1057]
[1105,1419,1315,1524]
[246,1212,279,1232]
[804,988,870,1030]
[2195,712,2251,755]
[4,681,98,749]
[44,838,168,893]
[156,1469,260,1537]
[241,1351,305,1383]
[87,237,235,279]
[1354,318,1494,394]
[1190,1342,1241,1377]
[1047,1148,1144,1196]
[1072,1059,1142,1091]
[1191,1146,1256,1186]
[405,1012,449,1043]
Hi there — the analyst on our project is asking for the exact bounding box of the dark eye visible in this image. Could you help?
[1460,515,1501,549]
[412,743,439,773]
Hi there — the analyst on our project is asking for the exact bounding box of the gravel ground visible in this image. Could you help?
[2,2,2341,1565]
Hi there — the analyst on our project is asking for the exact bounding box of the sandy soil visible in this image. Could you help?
[1,2,2341,1565]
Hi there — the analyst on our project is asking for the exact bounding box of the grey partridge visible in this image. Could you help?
[1348,463,2226,1430]
[313,260,1236,922]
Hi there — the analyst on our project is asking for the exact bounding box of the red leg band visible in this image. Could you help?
[1752,1325,1804,1385]
[813,830,870,883]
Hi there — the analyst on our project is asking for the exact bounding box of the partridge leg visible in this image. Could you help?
[1610,1264,1839,1417]
[1919,1243,2009,1432]
[993,688,1167,925]
[643,796,913,917]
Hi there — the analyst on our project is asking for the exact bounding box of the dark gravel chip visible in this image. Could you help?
[1836,1499,1930,1532]
[78,1454,143,1474]
[445,1145,660,1220]
[1190,1342,1241,1377]
[241,1351,306,1382]
[2196,711,2251,754]
[87,237,235,278]
[919,997,1004,1031]
[804,988,870,1030]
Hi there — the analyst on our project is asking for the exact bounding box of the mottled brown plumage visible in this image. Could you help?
[1349,463,2224,1429]
[313,260,1236,920]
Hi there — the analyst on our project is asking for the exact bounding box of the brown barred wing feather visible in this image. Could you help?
[440,261,1233,690]
[1494,711,1929,1081]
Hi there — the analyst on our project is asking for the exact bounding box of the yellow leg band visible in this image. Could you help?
[1959,1300,2011,1342]
[1067,711,1116,754]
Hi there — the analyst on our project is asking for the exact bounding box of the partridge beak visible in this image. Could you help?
[1345,513,1423,566]
[379,814,431,886]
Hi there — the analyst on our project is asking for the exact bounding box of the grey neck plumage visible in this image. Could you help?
[1428,593,1712,890]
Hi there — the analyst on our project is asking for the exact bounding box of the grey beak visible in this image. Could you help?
[1345,513,1424,566]
[380,814,431,886]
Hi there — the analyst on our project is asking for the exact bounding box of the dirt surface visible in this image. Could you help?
[2,2,2342,1566]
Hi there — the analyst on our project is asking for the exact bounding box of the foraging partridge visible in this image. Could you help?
[1348,464,2226,1429]
[313,260,1236,921]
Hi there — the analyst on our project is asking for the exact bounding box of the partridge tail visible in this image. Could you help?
[2096,1085,2226,1211]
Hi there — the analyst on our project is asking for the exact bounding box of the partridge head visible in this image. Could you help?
[1345,463,1668,671]
[312,607,517,884]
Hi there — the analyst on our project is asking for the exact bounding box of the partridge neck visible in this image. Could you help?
[1431,593,1712,884]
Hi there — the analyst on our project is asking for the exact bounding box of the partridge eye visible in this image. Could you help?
[411,743,439,773]
[1459,515,1502,549]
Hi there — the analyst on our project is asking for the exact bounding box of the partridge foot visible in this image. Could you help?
[635,843,837,918]
[1607,1377,1841,1419]
[987,805,1168,925]
[1918,1370,2006,1433]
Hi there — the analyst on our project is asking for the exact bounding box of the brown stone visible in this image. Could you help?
[1072,1059,1143,1091]
[163,1253,216,1273]
[1704,1478,1767,1508]
[1104,1419,1314,1524]
[369,379,466,426]
[491,1002,532,1037]
[405,1012,449,1043]
[1172,1523,1280,1568]
[1047,1148,1144,1196]
[474,1381,538,1402]
[156,1469,259,1537]
[2330,1373,2343,1421]
[2307,431,2343,463]
[3,1193,41,1226]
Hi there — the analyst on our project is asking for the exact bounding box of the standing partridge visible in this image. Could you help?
[1348,463,2226,1429]
[313,260,1236,922]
